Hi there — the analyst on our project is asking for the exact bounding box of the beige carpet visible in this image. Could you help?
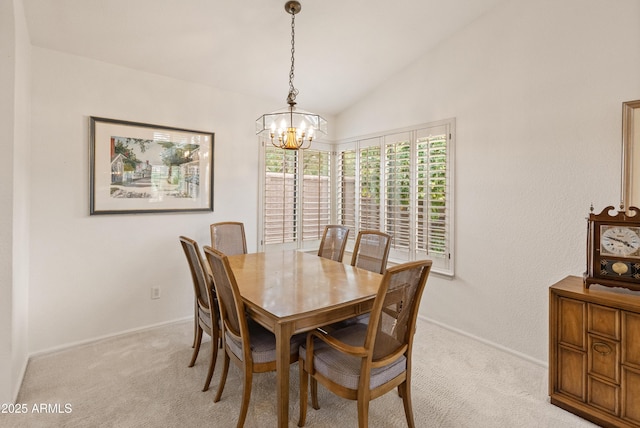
[2,319,596,427]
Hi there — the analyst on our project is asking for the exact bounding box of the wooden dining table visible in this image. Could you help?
[226,250,383,428]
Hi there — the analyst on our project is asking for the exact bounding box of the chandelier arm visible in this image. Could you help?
[299,139,312,150]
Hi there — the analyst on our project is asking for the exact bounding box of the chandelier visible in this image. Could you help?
[255,1,327,150]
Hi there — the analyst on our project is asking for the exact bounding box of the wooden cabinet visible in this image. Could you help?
[550,276,640,427]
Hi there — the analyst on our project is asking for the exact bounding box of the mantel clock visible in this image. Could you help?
[585,205,640,291]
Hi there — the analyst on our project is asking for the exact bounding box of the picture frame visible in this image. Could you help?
[90,117,214,215]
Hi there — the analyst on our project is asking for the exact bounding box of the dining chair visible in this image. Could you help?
[179,236,221,392]
[317,225,350,262]
[324,230,393,331]
[203,246,305,428]
[207,222,246,351]
[298,259,433,428]
[351,230,392,274]
[210,222,247,256]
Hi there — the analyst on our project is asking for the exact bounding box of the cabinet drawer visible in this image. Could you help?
[623,312,640,368]
[558,345,586,400]
[588,335,620,383]
[588,375,619,416]
[588,303,620,340]
[622,366,640,425]
[559,297,586,349]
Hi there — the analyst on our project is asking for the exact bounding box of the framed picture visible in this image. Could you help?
[90,117,214,215]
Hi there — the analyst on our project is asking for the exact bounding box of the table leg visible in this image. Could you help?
[275,322,293,428]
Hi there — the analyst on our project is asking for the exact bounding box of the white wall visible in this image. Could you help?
[0,0,17,403]
[336,0,640,363]
[12,0,31,399]
[0,0,31,403]
[28,48,270,353]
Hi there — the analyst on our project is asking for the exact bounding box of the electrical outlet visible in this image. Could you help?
[151,287,161,299]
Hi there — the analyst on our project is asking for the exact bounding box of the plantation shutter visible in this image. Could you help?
[384,132,412,259]
[261,118,453,275]
[338,148,357,237]
[302,150,331,241]
[359,139,381,231]
[415,124,449,269]
[264,146,298,244]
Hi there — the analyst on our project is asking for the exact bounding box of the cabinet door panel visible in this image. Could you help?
[559,298,586,349]
[588,376,619,415]
[622,366,640,425]
[588,334,620,383]
[559,345,586,400]
[623,312,640,368]
[588,303,619,340]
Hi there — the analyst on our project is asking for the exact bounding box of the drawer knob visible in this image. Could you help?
[592,342,612,356]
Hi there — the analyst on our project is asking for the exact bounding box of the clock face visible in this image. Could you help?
[600,225,640,258]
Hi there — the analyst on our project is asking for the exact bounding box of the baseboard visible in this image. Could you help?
[419,315,548,368]
[29,316,192,359]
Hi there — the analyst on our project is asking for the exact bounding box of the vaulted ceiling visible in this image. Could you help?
[23,0,505,115]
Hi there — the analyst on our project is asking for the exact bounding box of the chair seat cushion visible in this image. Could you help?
[226,319,305,364]
[198,307,212,329]
[300,323,406,390]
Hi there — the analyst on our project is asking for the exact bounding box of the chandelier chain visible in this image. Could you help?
[287,9,298,106]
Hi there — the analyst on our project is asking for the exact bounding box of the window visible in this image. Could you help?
[359,142,381,231]
[337,119,454,275]
[264,147,298,245]
[302,150,331,241]
[259,118,454,275]
[261,142,332,251]
[385,134,411,259]
[338,149,356,235]
[416,128,448,260]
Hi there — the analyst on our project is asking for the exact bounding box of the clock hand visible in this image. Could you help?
[605,236,635,248]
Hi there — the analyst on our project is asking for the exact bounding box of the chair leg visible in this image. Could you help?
[202,332,219,392]
[189,325,203,367]
[400,381,415,428]
[298,359,308,427]
[311,377,319,410]
[214,353,230,403]
[357,397,370,428]
[236,367,253,428]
